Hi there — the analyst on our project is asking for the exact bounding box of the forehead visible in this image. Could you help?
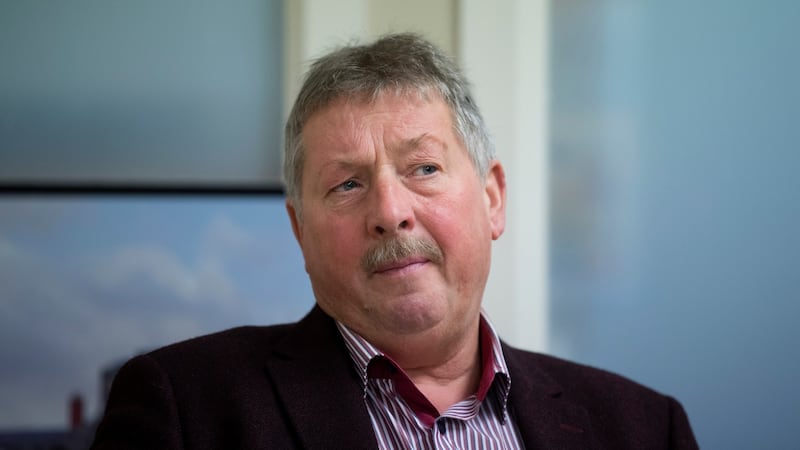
[302,92,455,149]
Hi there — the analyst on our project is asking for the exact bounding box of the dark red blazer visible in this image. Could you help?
[92,306,698,449]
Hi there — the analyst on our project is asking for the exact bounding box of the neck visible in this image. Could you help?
[379,317,483,413]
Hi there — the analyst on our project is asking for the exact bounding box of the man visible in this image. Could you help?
[92,33,698,449]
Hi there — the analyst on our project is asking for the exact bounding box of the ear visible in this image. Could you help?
[286,201,311,273]
[286,200,303,244]
[483,160,507,240]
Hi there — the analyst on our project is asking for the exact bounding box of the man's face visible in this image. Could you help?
[287,92,506,349]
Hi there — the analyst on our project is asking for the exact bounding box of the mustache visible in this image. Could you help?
[361,236,443,273]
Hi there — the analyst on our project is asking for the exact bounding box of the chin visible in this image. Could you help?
[379,295,448,335]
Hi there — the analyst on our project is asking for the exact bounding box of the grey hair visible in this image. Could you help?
[283,32,495,210]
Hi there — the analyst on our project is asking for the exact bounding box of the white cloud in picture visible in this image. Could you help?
[0,197,314,430]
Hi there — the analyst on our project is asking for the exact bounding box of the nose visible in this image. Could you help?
[367,175,415,237]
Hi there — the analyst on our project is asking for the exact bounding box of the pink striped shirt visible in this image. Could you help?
[336,314,524,449]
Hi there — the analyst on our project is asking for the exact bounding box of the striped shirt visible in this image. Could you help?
[336,314,524,449]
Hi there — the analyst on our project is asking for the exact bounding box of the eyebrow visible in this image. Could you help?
[395,133,446,153]
[316,159,359,179]
[405,133,429,149]
[315,133,447,178]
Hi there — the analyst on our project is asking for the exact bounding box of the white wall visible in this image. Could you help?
[459,0,549,351]
[283,0,456,117]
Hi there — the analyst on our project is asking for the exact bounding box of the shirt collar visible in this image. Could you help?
[336,311,512,422]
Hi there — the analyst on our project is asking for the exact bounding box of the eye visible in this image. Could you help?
[333,179,361,192]
[415,165,439,176]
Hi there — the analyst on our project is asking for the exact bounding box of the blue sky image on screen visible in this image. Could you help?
[0,196,314,430]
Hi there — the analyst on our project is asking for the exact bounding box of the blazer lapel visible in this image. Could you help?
[264,306,378,449]
[503,344,596,450]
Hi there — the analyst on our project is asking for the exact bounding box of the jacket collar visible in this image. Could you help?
[503,343,596,449]
[263,305,378,449]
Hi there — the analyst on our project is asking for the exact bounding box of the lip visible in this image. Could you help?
[373,256,429,275]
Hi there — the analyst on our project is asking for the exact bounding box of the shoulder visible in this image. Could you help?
[110,324,296,391]
[504,344,664,400]
[94,317,329,448]
[503,345,698,449]
[119,305,340,381]
[148,323,294,362]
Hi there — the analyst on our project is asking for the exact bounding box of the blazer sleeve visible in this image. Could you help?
[91,354,184,450]
[668,395,700,450]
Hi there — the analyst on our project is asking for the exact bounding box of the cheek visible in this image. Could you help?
[302,218,364,274]
[429,190,491,238]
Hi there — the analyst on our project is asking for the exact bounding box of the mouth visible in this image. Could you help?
[373,256,430,276]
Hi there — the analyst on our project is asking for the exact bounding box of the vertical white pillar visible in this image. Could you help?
[283,0,370,118]
[459,0,550,351]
